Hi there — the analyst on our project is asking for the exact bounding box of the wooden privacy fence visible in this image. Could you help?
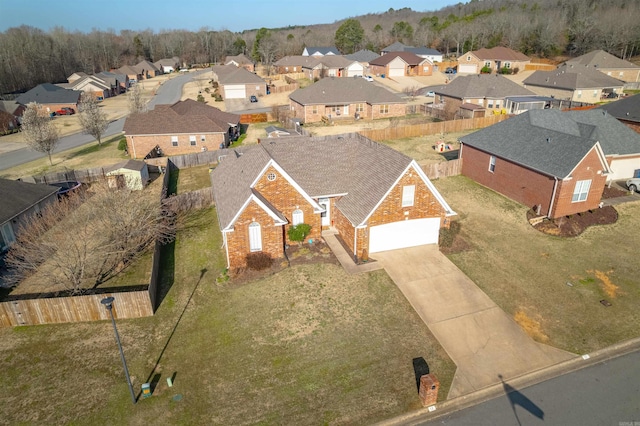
[269,83,298,93]
[164,187,214,213]
[240,113,268,124]
[422,159,462,179]
[0,290,153,327]
[358,115,509,141]
[21,166,114,185]
[525,63,557,71]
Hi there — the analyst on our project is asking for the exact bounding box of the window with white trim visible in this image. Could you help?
[572,179,591,202]
[402,185,415,207]
[292,209,304,225]
[356,103,364,112]
[485,61,491,68]
[379,104,389,114]
[489,155,496,172]
[171,136,178,146]
[201,135,206,142]
[504,62,511,69]
[190,135,197,146]
[249,222,262,252]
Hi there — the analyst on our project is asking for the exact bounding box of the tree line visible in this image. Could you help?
[1,0,638,95]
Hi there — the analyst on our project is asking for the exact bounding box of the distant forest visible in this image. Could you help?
[1,0,639,94]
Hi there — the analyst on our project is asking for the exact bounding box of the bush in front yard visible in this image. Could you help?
[288,223,312,244]
[118,137,128,151]
[246,252,273,271]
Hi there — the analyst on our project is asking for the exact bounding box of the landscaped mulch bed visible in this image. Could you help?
[527,206,618,237]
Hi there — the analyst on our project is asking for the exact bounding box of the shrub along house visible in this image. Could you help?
[457,109,637,219]
[211,134,456,270]
[123,99,241,158]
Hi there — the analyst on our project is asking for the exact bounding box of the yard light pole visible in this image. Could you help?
[101,296,137,404]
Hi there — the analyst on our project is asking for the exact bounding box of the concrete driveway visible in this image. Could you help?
[371,245,574,399]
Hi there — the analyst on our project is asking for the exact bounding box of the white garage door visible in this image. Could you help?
[347,63,364,77]
[224,84,246,99]
[369,218,440,253]
[609,158,640,181]
[458,64,477,74]
[389,64,405,77]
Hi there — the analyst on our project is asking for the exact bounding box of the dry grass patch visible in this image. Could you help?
[514,310,549,343]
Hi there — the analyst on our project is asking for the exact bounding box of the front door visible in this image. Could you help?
[319,198,330,227]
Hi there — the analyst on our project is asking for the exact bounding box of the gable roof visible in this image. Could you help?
[70,76,111,91]
[565,50,640,70]
[116,65,141,76]
[154,57,180,68]
[289,76,405,105]
[406,47,442,57]
[596,94,640,124]
[225,54,253,65]
[369,51,429,67]
[105,159,147,173]
[466,47,530,62]
[274,55,318,67]
[0,178,59,224]
[460,109,616,178]
[303,46,340,56]
[211,65,265,85]
[345,49,380,63]
[123,99,240,135]
[16,83,81,106]
[523,63,625,90]
[135,60,160,73]
[0,100,23,115]
[212,135,454,230]
[381,42,409,52]
[95,71,127,86]
[564,109,640,155]
[434,74,535,99]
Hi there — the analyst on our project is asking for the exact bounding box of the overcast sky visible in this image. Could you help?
[0,0,462,33]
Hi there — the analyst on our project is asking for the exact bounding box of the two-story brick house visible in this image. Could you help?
[123,99,241,158]
[211,134,456,270]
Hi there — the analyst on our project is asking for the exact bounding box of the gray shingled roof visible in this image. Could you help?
[470,47,530,61]
[369,51,427,66]
[212,135,421,229]
[123,99,240,135]
[434,74,535,99]
[407,47,442,56]
[382,42,407,52]
[212,66,265,84]
[105,159,147,173]
[225,54,253,65]
[274,56,319,67]
[596,94,640,124]
[459,109,629,178]
[116,65,141,76]
[565,50,640,70]
[0,178,60,224]
[16,83,81,106]
[135,60,160,73]
[345,49,380,63]
[304,47,340,55]
[523,63,625,90]
[289,77,405,105]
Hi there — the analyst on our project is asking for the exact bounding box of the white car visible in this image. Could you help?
[626,177,640,192]
[363,75,374,82]
[426,91,435,97]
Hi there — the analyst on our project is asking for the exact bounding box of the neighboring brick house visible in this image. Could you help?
[344,49,380,73]
[597,94,640,134]
[15,83,81,115]
[457,47,530,74]
[289,77,406,123]
[381,42,443,63]
[154,57,181,73]
[432,74,536,120]
[274,55,362,79]
[274,56,316,74]
[565,50,640,83]
[211,134,456,269]
[115,65,143,83]
[458,109,640,218]
[0,100,25,133]
[135,60,161,79]
[95,71,129,94]
[369,51,433,77]
[61,76,111,100]
[302,46,340,56]
[523,63,625,102]
[224,54,255,72]
[211,65,267,100]
[123,99,241,158]
[0,178,60,252]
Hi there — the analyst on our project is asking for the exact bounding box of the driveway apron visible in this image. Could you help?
[371,245,574,399]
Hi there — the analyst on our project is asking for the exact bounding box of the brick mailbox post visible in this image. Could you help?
[419,373,440,406]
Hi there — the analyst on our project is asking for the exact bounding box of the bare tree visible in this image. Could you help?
[78,92,109,146]
[4,180,176,295]
[127,83,148,114]
[403,85,421,101]
[21,102,60,165]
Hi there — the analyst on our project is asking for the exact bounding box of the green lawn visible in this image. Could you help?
[0,207,455,425]
[434,176,640,354]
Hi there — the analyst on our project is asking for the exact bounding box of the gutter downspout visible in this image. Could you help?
[353,228,358,264]
[223,232,230,269]
[131,136,137,159]
[548,177,559,218]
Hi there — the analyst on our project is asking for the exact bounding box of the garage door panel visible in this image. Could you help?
[224,85,246,99]
[389,66,404,77]
[369,218,440,253]
[458,64,477,74]
[609,158,640,181]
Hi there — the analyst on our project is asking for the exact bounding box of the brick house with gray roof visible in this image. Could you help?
[0,178,60,252]
[565,50,640,83]
[15,83,81,115]
[458,109,640,218]
[369,51,434,77]
[123,99,240,158]
[457,47,530,74]
[211,134,456,270]
[289,77,406,123]
[432,74,537,119]
[523,63,625,102]
[211,65,267,100]
[224,54,255,72]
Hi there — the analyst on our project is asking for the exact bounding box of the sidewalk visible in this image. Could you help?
[321,230,383,274]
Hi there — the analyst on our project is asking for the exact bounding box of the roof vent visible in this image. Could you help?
[546,137,551,143]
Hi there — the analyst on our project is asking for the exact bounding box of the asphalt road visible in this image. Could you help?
[421,350,640,426]
[0,70,207,172]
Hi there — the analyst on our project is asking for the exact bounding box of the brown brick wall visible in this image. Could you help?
[461,144,607,218]
[253,165,322,245]
[126,133,226,159]
[290,100,403,123]
[226,199,285,269]
[371,103,405,120]
[333,203,356,256]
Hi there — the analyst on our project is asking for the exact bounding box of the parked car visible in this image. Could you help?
[249,95,258,103]
[626,177,640,192]
[444,67,456,75]
[363,75,374,82]
[426,91,435,97]
[55,107,75,116]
